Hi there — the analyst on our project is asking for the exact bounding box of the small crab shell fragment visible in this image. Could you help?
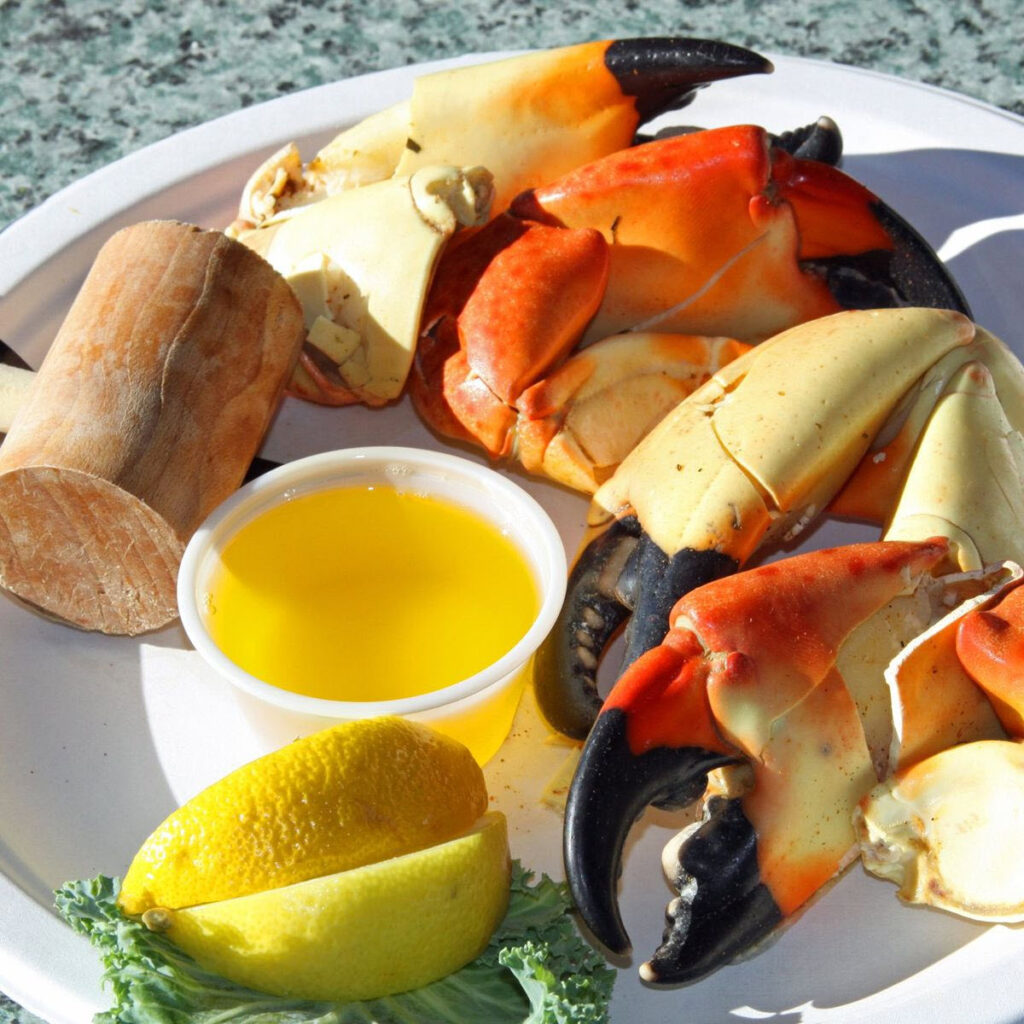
[831,563,1019,782]
[232,142,306,230]
[230,104,414,231]
[884,562,1022,776]
[834,583,940,780]
[305,100,414,197]
[856,739,1024,922]
[833,327,1024,536]
[238,165,493,405]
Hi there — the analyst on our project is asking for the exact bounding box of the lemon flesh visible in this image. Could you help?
[159,812,511,1001]
[119,717,488,916]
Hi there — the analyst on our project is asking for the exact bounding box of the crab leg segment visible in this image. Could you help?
[565,540,949,981]
[833,327,1024,538]
[885,362,1024,570]
[535,308,976,739]
[231,38,774,230]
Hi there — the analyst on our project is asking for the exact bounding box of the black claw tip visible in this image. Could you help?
[642,796,782,986]
[605,38,773,122]
[770,115,844,166]
[869,199,972,316]
[807,198,971,317]
[621,539,738,671]
[564,708,738,956]
[533,518,739,740]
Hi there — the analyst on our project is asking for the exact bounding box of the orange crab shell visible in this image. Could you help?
[958,581,1024,736]
[513,124,896,343]
[413,216,610,457]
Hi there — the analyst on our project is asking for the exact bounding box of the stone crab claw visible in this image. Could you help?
[511,123,969,344]
[561,308,1024,983]
[535,307,989,738]
[566,540,1023,984]
[409,124,969,492]
[228,38,774,232]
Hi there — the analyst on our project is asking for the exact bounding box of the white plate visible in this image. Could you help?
[2,50,1024,1024]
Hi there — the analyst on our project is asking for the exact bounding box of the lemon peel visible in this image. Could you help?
[118,716,488,916]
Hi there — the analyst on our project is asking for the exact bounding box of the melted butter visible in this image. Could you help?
[205,484,539,702]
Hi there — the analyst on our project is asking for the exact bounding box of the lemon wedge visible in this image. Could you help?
[148,811,510,1001]
[119,717,488,916]
[118,718,511,1000]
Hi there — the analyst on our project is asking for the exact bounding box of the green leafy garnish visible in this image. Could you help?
[55,862,614,1024]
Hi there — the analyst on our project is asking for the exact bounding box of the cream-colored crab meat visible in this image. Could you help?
[238,164,493,405]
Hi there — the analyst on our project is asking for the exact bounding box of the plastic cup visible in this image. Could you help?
[177,446,567,764]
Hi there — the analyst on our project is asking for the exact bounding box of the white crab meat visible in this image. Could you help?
[238,164,493,405]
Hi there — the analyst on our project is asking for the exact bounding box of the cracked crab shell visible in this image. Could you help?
[590,308,975,559]
[856,739,1024,922]
[261,39,763,225]
[249,49,627,221]
[319,43,637,217]
[884,342,1024,571]
[709,308,976,516]
[237,165,493,405]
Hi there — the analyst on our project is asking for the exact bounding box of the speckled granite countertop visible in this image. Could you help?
[1,0,1021,234]
[0,0,1022,1021]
